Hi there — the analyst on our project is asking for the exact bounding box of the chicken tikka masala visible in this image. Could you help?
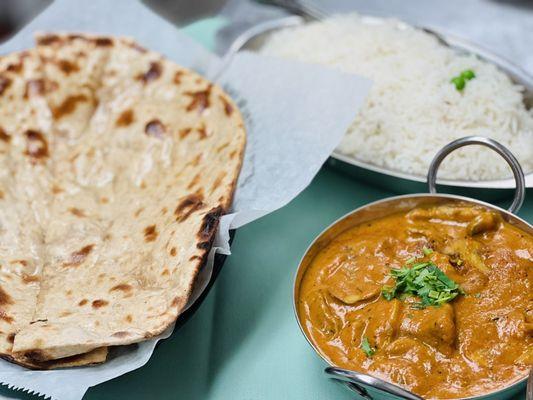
[298,202,532,399]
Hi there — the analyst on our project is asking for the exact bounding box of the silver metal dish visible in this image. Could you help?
[221,11,533,193]
[293,137,531,399]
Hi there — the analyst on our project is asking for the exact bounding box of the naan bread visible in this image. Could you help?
[0,34,245,366]
[6,347,108,370]
[0,48,109,368]
[35,34,112,140]
[0,50,51,358]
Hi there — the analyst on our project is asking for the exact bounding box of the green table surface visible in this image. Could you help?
[1,17,531,400]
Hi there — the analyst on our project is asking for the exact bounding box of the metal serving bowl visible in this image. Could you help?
[293,137,531,399]
[221,14,533,195]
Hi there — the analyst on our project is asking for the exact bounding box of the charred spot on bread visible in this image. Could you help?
[144,225,158,242]
[36,34,61,46]
[29,319,47,325]
[179,128,192,139]
[145,119,166,138]
[187,154,201,167]
[68,207,86,217]
[211,172,227,192]
[66,34,84,41]
[116,109,135,126]
[187,173,201,190]
[137,62,162,84]
[92,299,109,309]
[174,70,184,85]
[24,79,45,98]
[128,41,147,53]
[196,206,223,249]
[95,37,113,47]
[51,94,88,119]
[196,123,208,139]
[219,95,234,116]
[110,284,132,293]
[174,194,204,222]
[0,287,13,306]
[0,311,14,324]
[56,59,79,74]
[22,274,39,284]
[24,350,47,362]
[171,297,180,307]
[6,61,23,74]
[63,244,95,267]
[185,85,212,113]
[0,76,12,96]
[51,185,63,194]
[216,142,229,153]
[0,127,11,142]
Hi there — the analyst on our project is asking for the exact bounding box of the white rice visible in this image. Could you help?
[259,14,533,181]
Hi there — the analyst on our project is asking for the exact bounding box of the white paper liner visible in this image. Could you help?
[0,0,371,398]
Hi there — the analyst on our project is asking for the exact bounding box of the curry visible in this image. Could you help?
[298,202,532,399]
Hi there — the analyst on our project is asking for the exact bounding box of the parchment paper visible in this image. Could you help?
[0,0,371,399]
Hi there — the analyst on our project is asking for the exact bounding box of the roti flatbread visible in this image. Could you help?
[0,34,245,366]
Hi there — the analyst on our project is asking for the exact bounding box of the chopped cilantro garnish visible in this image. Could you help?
[451,76,465,91]
[381,285,395,301]
[405,257,416,264]
[381,259,463,308]
[461,69,476,80]
[451,69,476,91]
[361,337,376,357]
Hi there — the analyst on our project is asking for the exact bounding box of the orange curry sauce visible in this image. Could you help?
[298,203,532,399]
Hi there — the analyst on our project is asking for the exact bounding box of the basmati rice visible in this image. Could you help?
[259,14,533,181]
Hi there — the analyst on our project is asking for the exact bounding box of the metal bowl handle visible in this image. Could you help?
[325,367,423,400]
[427,136,526,214]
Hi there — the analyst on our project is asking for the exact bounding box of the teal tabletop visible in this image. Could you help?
[1,17,531,400]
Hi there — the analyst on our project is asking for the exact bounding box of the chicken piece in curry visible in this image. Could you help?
[298,203,532,399]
